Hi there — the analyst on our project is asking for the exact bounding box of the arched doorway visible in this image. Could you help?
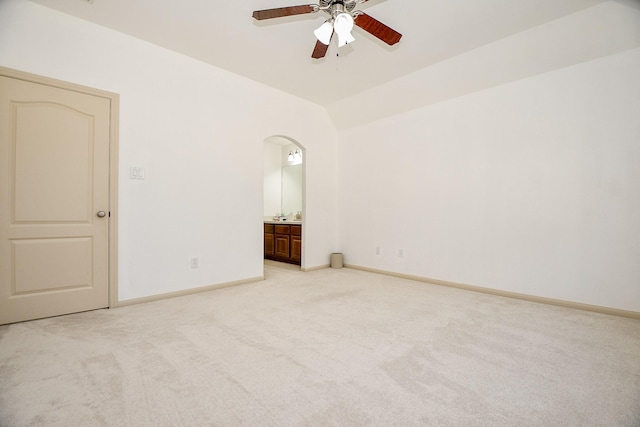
[263,136,306,270]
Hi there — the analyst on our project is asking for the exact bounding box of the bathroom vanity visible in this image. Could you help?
[264,222,301,265]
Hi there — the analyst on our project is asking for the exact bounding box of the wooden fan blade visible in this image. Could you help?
[311,35,332,59]
[354,12,402,45]
[252,5,316,20]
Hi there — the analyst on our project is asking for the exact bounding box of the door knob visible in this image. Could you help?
[97,211,106,218]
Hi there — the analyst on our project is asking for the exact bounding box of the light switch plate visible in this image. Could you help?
[130,167,145,180]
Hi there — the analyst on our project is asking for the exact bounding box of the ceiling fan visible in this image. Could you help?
[252,0,402,59]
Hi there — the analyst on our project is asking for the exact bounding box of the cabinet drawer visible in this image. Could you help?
[291,225,301,236]
[275,225,290,235]
[264,224,274,233]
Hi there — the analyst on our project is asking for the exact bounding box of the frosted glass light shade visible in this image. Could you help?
[314,21,334,45]
[334,13,355,47]
[337,31,355,47]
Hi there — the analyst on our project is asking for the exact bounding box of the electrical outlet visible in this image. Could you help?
[190,257,199,269]
[375,247,381,256]
[398,249,404,258]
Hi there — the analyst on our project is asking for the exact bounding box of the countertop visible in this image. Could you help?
[264,220,302,225]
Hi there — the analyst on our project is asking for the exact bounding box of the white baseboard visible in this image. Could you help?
[302,264,330,272]
[115,276,264,308]
[345,264,640,320]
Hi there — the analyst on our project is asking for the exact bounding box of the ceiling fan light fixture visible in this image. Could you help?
[334,12,355,47]
[314,20,334,45]
[251,2,403,59]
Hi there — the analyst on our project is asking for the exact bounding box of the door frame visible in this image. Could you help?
[0,67,119,309]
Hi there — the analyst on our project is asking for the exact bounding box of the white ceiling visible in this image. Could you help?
[29,0,640,126]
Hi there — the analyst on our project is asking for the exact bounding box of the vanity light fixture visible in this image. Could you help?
[288,149,302,162]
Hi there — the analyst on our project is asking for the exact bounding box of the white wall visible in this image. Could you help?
[338,48,640,312]
[0,0,339,301]
[263,142,282,217]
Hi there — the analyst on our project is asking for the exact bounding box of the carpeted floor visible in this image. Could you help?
[1,264,639,426]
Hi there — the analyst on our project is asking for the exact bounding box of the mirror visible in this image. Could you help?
[263,139,303,219]
[281,164,302,214]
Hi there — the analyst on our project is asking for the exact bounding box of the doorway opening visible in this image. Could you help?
[263,136,305,271]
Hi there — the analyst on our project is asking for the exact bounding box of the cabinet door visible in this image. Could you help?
[290,236,302,264]
[275,235,290,259]
[264,233,274,256]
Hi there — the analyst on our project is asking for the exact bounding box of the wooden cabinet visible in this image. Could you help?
[290,225,302,263]
[274,226,290,258]
[264,224,274,256]
[264,223,301,265]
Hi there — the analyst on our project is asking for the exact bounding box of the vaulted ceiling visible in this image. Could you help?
[30,0,640,128]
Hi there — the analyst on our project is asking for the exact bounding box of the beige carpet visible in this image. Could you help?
[1,264,639,426]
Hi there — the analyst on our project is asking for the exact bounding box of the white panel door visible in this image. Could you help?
[0,75,111,324]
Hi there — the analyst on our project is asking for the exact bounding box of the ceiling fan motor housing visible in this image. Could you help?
[332,1,346,16]
[321,0,357,17]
